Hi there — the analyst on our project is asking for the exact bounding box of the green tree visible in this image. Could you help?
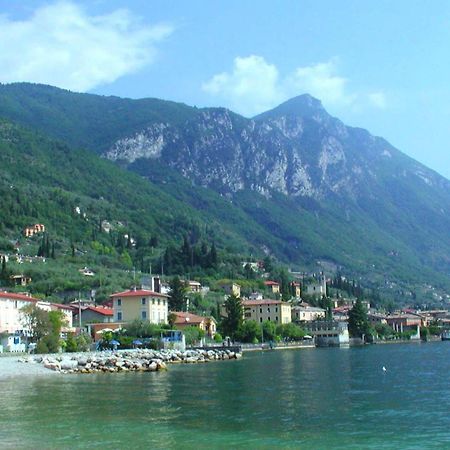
[348,298,371,339]
[168,312,177,328]
[238,320,260,343]
[168,276,188,311]
[262,320,278,342]
[221,294,243,340]
[276,323,305,341]
[20,304,51,342]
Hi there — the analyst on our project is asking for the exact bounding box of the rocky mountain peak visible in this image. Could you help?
[253,94,327,122]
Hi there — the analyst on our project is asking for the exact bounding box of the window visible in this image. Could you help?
[117,299,122,306]
[260,317,263,323]
[141,298,146,305]
[275,307,278,312]
[117,312,122,321]
[276,316,278,322]
[267,308,270,313]
[141,311,147,319]
[260,308,262,313]
[158,299,160,305]
[245,312,252,318]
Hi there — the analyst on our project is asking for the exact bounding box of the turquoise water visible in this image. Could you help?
[1,342,449,449]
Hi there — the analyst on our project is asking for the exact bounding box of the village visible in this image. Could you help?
[1,266,450,356]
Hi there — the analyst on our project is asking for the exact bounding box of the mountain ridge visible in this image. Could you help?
[0,82,449,302]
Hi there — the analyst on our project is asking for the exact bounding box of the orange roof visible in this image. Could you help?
[0,291,37,302]
[110,289,168,298]
[264,281,279,286]
[85,306,114,316]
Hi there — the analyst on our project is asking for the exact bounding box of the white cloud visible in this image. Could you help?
[287,60,355,107]
[202,55,284,116]
[202,55,386,116]
[367,91,387,109]
[0,1,173,91]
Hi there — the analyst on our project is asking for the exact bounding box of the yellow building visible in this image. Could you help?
[242,299,291,325]
[110,288,169,324]
[221,283,241,298]
[264,281,280,294]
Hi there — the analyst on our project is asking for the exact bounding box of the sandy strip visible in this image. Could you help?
[0,355,58,380]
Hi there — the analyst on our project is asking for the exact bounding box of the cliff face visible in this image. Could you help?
[105,94,450,206]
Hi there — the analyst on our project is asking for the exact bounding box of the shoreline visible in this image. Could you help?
[1,347,242,378]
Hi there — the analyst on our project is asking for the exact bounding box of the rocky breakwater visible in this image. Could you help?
[20,348,242,374]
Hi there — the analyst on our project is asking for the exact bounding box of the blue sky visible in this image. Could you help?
[1,1,450,179]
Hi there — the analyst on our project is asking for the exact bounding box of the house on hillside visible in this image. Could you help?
[24,224,45,237]
[304,275,327,297]
[182,280,202,293]
[171,311,217,337]
[221,283,241,298]
[264,281,280,294]
[110,287,169,324]
[10,274,32,287]
[290,281,301,298]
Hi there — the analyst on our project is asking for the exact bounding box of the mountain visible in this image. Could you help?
[0,83,449,302]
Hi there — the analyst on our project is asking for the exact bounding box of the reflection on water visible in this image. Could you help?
[0,343,449,449]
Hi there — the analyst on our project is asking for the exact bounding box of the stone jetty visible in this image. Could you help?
[19,348,242,374]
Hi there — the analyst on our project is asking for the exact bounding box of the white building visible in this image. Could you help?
[0,292,74,336]
[292,305,326,322]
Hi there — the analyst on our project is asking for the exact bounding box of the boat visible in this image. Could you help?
[441,331,450,341]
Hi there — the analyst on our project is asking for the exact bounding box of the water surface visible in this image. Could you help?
[1,342,449,449]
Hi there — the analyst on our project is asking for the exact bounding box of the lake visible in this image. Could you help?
[1,342,449,449]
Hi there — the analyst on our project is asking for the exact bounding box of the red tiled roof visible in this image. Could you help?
[0,291,37,302]
[172,311,205,325]
[85,306,114,316]
[264,281,279,286]
[110,289,168,298]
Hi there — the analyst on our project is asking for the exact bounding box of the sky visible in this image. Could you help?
[1,0,450,179]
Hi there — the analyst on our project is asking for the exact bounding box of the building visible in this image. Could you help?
[292,305,326,322]
[10,274,32,287]
[110,288,169,324]
[386,314,421,339]
[290,281,301,298]
[304,320,350,347]
[221,283,241,298]
[304,275,327,296]
[72,305,114,327]
[242,299,291,325]
[0,292,74,335]
[0,291,37,334]
[171,311,217,337]
[24,224,45,237]
[264,281,280,294]
[183,280,202,293]
[367,312,388,326]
